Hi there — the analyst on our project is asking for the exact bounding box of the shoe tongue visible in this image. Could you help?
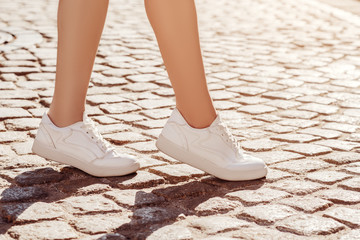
[209,113,222,128]
[66,111,89,129]
[82,110,88,122]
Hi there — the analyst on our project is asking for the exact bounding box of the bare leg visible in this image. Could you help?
[48,0,109,127]
[144,0,217,129]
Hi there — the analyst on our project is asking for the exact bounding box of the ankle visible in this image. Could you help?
[177,108,218,129]
[47,111,83,128]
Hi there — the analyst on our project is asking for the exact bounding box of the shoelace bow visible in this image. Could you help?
[216,122,242,152]
[82,118,115,153]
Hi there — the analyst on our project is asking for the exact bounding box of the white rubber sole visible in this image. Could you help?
[31,139,139,177]
[155,134,267,181]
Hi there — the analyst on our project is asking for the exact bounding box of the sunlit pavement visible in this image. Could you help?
[1,0,360,239]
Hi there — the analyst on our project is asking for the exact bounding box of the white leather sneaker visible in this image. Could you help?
[155,107,268,181]
[31,109,140,177]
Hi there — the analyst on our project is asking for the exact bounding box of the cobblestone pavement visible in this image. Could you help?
[1,0,360,239]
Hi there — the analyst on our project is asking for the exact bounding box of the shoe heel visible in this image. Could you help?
[31,139,73,166]
[156,133,211,172]
[156,134,267,181]
[155,134,185,163]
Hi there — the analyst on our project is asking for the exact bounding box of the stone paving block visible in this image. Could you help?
[234,96,268,105]
[104,189,165,207]
[227,225,307,240]
[323,114,360,125]
[9,141,34,155]
[86,94,128,105]
[296,95,336,105]
[0,90,38,100]
[58,195,122,214]
[188,216,249,235]
[96,123,132,135]
[4,117,40,131]
[343,108,360,118]
[277,195,333,213]
[283,143,332,156]
[238,203,298,225]
[14,167,65,186]
[99,102,141,114]
[133,118,168,129]
[104,131,152,145]
[194,197,243,216]
[230,86,267,96]
[134,98,175,110]
[213,100,241,110]
[339,99,360,108]
[0,186,48,202]
[132,206,182,225]
[315,188,360,204]
[264,168,293,182]
[263,123,299,133]
[275,214,345,236]
[147,224,193,240]
[152,181,216,200]
[0,177,11,188]
[240,138,285,152]
[323,206,360,228]
[115,171,165,189]
[123,82,159,92]
[271,159,332,174]
[136,156,167,169]
[252,113,283,123]
[109,113,148,122]
[150,164,206,183]
[265,100,302,110]
[8,221,78,240]
[322,122,359,133]
[209,90,239,100]
[1,154,51,169]
[314,139,360,151]
[298,127,342,139]
[277,110,318,119]
[339,229,360,240]
[305,170,352,185]
[0,131,29,143]
[271,179,326,195]
[126,73,166,82]
[276,118,320,128]
[72,214,131,234]
[209,72,239,80]
[320,151,360,164]
[262,91,303,100]
[251,150,303,165]
[237,104,277,114]
[75,183,111,195]
[338,177,360,191]
[225,187,291,205]
[270,133,321,143]
[124,141,158,153]
[140,108,173,119]
[0,100,38,109]
[297,103,339,115]
[1,201,64,223]
[96,233,127,240]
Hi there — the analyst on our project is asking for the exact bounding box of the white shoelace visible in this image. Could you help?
[216,122,242,152]
[81,118,115,153]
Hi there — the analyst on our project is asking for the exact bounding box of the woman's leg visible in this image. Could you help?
[144,0,217,129]
[48,0,109,127]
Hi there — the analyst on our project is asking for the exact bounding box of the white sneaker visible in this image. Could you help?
[155,107,268,181]
[31,109,140,177]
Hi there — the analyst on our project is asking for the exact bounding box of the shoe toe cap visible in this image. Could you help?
[93,153,140,169]
[227,153,268,172]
